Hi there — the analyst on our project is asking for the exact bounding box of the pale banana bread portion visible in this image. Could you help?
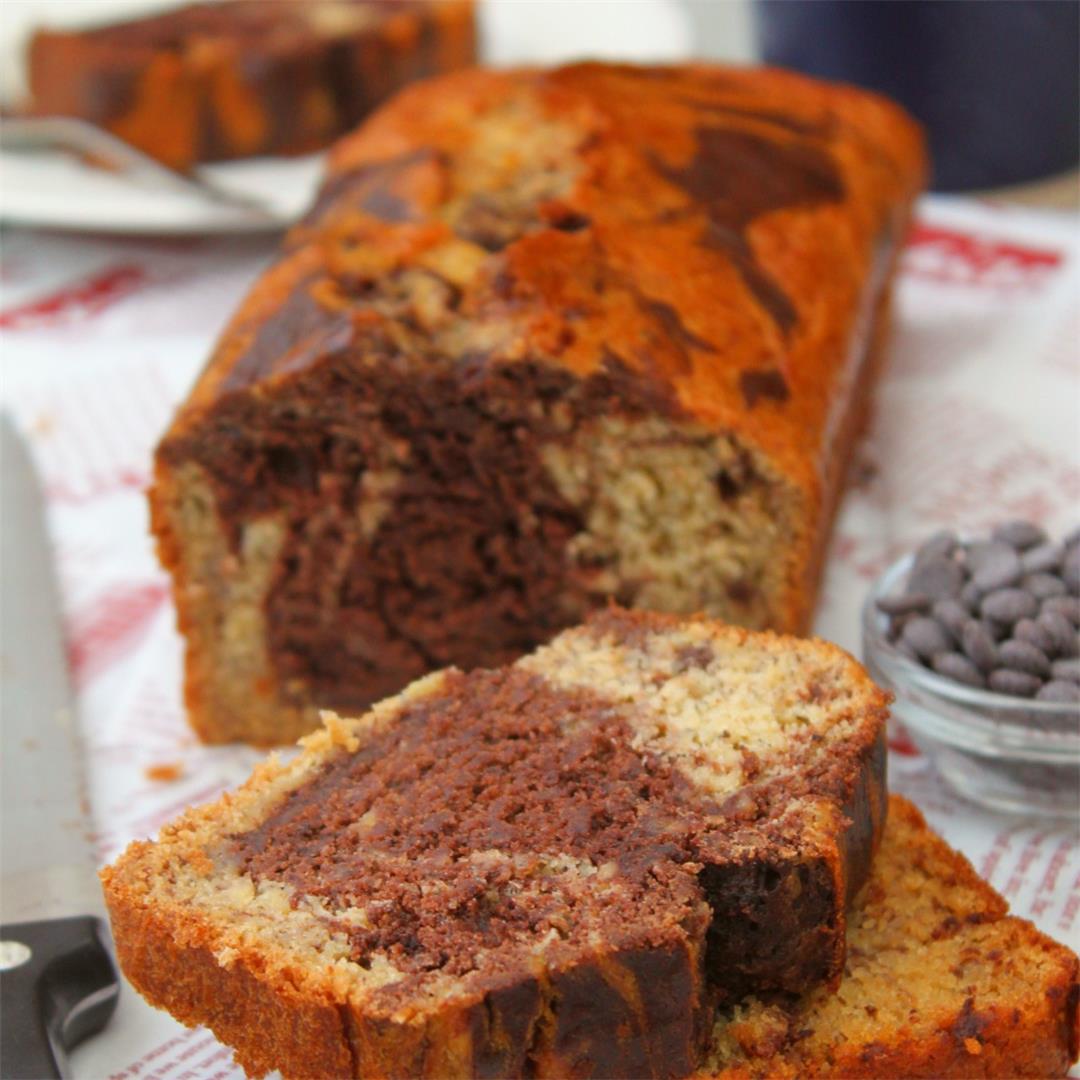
[703,796,1080,1079]
[102,609,887,1079]
[150,61,926,744]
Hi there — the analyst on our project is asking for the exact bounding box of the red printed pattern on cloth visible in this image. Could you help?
[903,223,1064,290]
[2,199,1072,1079]
[0,264,152,330]
[67,582,170,690]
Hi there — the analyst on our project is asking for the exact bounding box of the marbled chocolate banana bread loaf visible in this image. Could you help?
[102,610,888,1079]
[704,796,1079,1079]
[28,0,475,170]
[151,61,926,743]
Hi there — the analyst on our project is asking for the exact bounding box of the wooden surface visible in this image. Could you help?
[982,170,1080,211]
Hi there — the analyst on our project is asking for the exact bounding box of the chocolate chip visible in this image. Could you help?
[997,639,1051,678]
[739,368,789,408]
[551,211,591,233]
[932,652,986,688]
[988,669,1041,698]
[887,613,913,642]
[966,540,1005,573]
[879,525,1080,699]
[1050,658,1080,682]
[1022,573,1067,601]
[932,599,971,639]
[266,446,316,491]
[961,620,999,672]
[1021,542,1062,575]
[915,530,958,565]
[896,639,920,662]
[714,469,741,501]
[972,546,1022,591]
[908,556,965,599]
[1036,680,1080,703]
[960,580,984,613]
[992,520,1047,549]
[980,588,1037,625]
[1012,618,1055,654]
[1063,546,1080,594]
[1042,596,1080,625]
[673,643,716,672]
[1038,612,1078,657]
[876,593,931,616]
[901,617,953,661]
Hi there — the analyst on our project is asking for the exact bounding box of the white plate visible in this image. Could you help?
[0,150,326,235]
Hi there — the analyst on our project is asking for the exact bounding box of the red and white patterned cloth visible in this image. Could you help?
[2,196,1078,1078]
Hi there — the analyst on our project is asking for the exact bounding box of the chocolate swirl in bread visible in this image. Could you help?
[151,62,925,744]
[102,610,888,1079]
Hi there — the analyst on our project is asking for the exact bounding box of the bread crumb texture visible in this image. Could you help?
[150,60,926,742]
[102,610,893,1078]
[702,797,1080,1079]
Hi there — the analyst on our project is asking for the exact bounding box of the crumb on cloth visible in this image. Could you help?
[145,762,184,783]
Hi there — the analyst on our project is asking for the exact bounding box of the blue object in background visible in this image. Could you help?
[754,0,1080,192]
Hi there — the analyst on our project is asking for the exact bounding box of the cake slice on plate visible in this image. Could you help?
[28,0,476,170]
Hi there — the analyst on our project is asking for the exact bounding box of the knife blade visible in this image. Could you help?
[0,413,119,1079]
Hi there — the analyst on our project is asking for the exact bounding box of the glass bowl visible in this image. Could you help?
[862,552,1080,818]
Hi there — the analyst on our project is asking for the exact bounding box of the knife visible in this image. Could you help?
[0,414,119,1079]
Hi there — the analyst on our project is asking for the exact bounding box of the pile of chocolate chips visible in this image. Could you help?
[878,521,1080,703]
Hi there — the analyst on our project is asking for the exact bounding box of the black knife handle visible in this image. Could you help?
[0,916,119,1080]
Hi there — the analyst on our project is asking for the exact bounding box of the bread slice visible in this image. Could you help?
[102,609,887,1079]
[149,61,925,744]
[703,796,1079,1079]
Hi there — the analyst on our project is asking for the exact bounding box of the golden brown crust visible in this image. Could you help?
[150,59,928,743]
[181,60,924,508]
[103,612,894,1078]
[103,886,354,1080]
[152,62,924,742]
[167,60,925,620]
[103,795,1078,1080]
[104,876,560,1079]
[702,797,1080,1080]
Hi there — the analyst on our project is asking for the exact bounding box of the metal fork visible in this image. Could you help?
[0,115,282,222]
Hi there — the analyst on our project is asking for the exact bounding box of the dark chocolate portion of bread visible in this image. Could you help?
[231,656,884,1024]
[696,727,887,998]
[160,351,699,712]
[232,669,709,976]
[300,149,442,229]
[649,125,845,334]
[466,977,544,1079]
[538,942,704,1078]
[232,665,714,1076]
[701,856,833,999]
